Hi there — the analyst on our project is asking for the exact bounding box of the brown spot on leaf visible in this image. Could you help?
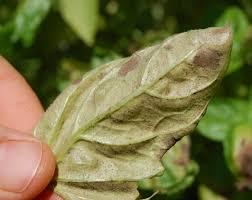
[212,27,230,35]
[173,143,190,166]
[193,48,221,69]
[164,43,172,50]
[118,56,139,77]
[158,137,177,159]
[72,78,82,84]
[237,140,252,178]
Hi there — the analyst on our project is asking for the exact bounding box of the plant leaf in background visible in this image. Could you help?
[139,136,199,196]
[198,185,227,200]
[57,58,90,92]
[91,47,122,69]
[198,94,252,189]
[11,0,52,47]
[33,27,232,200]
[248,87,252,122]
[59,0,99,46]
[241,0,252,20]
[216,6,250,74]
[223,123,252,190]
[198,98,248,142]
[0,23,16,58]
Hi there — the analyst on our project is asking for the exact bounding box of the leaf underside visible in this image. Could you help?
[34,27,232,200]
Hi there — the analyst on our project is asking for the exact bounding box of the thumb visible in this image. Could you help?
[0,126,55,200]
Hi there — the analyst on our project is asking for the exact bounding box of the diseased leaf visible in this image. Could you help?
[34,27,232,200]
[224,123,252,190]
[58,0,99,46]
[54,182,138,200]
[139,136,199,196]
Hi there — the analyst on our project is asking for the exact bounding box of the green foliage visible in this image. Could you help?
[216,6,250,74]
[11,0,52,47]
[223,123,252,189]
[241,0,252,20]
[198,98,248,141]
[139,137,199,196]
[0,0,252,199]
[58,0,99,46]
[198,185,226,200]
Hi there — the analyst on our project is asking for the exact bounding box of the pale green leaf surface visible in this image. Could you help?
[59,0,99,46]
[34,27,232,200]
[54,182,138,200]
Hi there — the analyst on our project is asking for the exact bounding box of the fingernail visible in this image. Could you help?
[0,140,42,193]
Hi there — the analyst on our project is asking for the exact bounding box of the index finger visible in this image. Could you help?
[0,56,44,133]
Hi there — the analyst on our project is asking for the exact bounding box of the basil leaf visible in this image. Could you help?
[34,27,232,200]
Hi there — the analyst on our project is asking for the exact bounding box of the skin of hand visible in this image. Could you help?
[0,56,63,200]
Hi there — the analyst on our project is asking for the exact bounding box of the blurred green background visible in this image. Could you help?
[1,0,252,199]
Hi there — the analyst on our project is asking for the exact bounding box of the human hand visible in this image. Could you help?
[0,57,63,200]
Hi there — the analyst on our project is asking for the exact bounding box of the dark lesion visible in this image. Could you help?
[164,43,173,50]
[193,48,221,69]
[173,143,190,166]
[72,78,82,84]
[238,140,252,178]
[236,140,252,189]
[118,55,140,77]
[211,27,230,35]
